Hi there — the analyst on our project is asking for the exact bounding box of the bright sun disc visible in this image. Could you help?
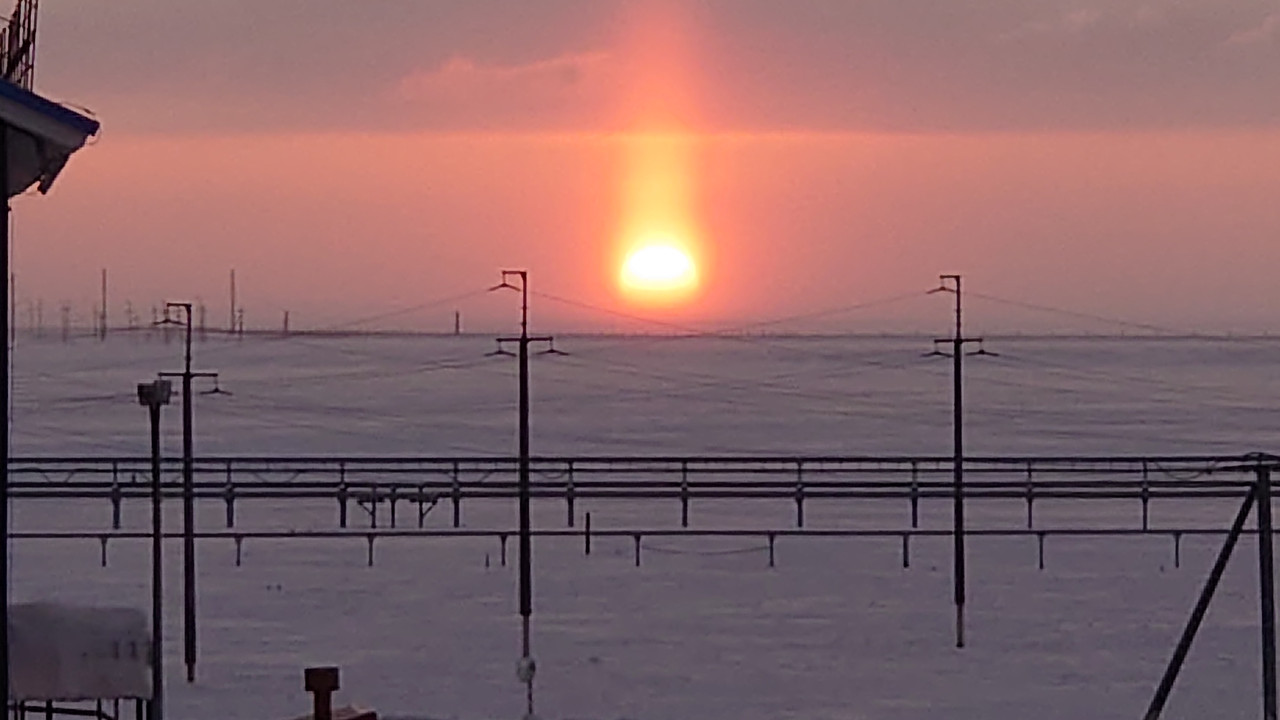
[620,244,698,296]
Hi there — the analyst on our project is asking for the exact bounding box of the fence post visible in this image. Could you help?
[680,462,690,528]
[110,462,122,530]
[1025,462,1035,529]
[451,462,461,528]
[388,486,398,529]
[223,461,235,529]
[337,463,348,529]
[566,461,575,528]
[795,461,805,528]
[909,462,918,529]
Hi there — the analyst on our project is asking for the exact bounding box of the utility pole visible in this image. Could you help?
[228,269,236,335]
[136,379,172,720]
[100,268,107,340]
[488,270,565,720]
[157,301,227,684]
[926,274,995,649]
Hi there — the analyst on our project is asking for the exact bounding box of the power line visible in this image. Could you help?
[532,287,929,338]
[308,289,491,333]
[968,291,1182,335]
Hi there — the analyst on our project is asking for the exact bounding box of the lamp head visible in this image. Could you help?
[136,380,173,407]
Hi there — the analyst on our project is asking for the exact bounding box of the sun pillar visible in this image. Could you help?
[613,0,704,308]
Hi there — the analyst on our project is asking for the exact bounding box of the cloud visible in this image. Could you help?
[30,0,1280,136]
[1228,9,1280,45]
[399,53,613,97]
[392,52,618,131]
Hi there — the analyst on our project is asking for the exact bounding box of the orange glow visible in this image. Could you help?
[613,1,706,308]
[615,134,704,306]
[620,239,698,301]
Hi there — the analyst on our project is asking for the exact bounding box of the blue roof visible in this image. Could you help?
[0,77,99,137]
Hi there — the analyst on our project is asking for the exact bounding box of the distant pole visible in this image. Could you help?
[926,274,995,649]
[228,269,236,335]
[100,268,107,340]
[137,379,173,720]
[283,310,289,335]
[454,310,461,335]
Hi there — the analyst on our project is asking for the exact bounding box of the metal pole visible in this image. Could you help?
[100,268,107,341]
[1144,486,1257,720]
[1,118,11,718]
[1259,464,1277,720]
[518,276,533,718]
[951,275,966,649]
[228,270,235,336]
[149,402,165,720]
[180,310,196,683]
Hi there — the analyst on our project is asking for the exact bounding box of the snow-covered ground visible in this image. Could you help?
[8,334,1280,719]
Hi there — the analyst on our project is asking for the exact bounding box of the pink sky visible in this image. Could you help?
[13,0,1280,333]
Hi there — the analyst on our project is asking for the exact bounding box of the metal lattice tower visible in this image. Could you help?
[0,0,37,89]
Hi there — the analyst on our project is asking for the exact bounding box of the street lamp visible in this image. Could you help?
[137,379,172,720]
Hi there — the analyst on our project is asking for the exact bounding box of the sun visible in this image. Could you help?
[620,243,699,301]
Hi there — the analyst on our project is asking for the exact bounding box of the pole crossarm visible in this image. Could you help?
[158,371,219,380]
